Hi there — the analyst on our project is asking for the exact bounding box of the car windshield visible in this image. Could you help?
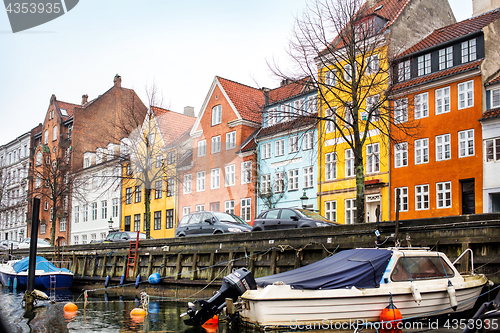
[213,212,247,225]
[296,209,331,222]
[125,232,147,239]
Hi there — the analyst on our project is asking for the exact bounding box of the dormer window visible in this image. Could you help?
[212,105,222,126]
[417,54,431,76]
[84,157,91,168]
[461,38,476,63]
[398,60,410,82]
[492,88,500,108]
[439,46,453,70]
[354,17,374,40]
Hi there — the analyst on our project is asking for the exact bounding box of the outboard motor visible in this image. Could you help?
[181,267,257,326]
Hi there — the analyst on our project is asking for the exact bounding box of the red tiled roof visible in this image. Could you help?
[398,9,500,58]
[480,107,500,121]
[217,77,265,123]
[267,78,312,105]
[486,75,500,86]
[153,106,196,146]
[240,137,257,152]
[257,114,318,138]
[56,100,79,118]
[390,59,482,93]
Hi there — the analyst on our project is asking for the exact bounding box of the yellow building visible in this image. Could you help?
[121,106,195,238]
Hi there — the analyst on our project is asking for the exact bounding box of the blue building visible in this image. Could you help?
[255,80,318,214]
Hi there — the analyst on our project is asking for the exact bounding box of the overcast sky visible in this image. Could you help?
[0,0,473,145]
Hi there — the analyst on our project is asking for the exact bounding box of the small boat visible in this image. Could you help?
[238,248,488,329]
[0,256,73,289]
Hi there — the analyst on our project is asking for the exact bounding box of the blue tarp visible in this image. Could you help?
[12,256,72,274]
[256,248,392,290]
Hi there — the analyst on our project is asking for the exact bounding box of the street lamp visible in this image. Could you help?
[108,217,114,230]
[300,190,309,209]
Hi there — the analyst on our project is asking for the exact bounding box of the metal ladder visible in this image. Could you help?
[49,274,56,302]
[126,231,140,278]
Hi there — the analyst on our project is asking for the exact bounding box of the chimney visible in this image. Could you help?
[183,106,195,117]
[50,94,56,104]
[114,74,122,88]
[81,94,88,105]
[261,87,270,104]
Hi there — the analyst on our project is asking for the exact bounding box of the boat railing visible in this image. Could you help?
[453,248,474,274]
[35,260,72,272]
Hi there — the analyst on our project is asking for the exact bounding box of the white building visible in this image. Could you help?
[0,132,31,241]
[70,143,122,244]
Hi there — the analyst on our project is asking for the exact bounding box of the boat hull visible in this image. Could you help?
[0,269,73,289]
[239,275,488,329]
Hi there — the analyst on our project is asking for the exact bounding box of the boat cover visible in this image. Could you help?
[12,256,72,274]
[256,249,392,290]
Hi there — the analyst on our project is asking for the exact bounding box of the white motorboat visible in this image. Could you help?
[238,248,488,329]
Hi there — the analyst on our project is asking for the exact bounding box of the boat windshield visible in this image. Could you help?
[391,256,455,281]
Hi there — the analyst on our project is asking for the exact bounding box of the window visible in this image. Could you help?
[415,138,429,164]
[210,202,220,212]
[366,54,379,74]
[183,174,192,194]
[135,186,142,203]
[345,199,356,224]
[439,46,453,70]
[112,198,119,217]
[225,200,235,214]
[415,184,429,210]
[226,131,236,150]
[198,140,206,157]
[156,155,163,168]
[74,206,79,223]
[344,106,353,127]
[366,143,380,173]
[155,180,163,199]
[196,171,205,192]
[395,187,408,212]
[124,216,131,231]
[458,80,474,109]
[166,209,174,229]
[267,108,278,126]
[345,149,354,177]
[398,60,411,82]
[289,135,299,153]
[44,130,48,144]
[241,198,251,222]
[303,132,313,150]
[461,38,476,63]
[436,181,452,208]
[167,178,174,197]
[391,256,455,281]
[492,88,500,108]
[288,169,299,191]
[366,95,380,120]
[275,171,285,193]
[325,201,337,222]
[154,211,161,230]
[275,139,285,156]
[92,175,99,189]
[40,224,47,234]
[36,152,42,166]
[196,204,205,212]
[60,218,66,232]
[101,200,107,219]
[262,143,271,159]
[211,136,221,154]
[74,236,79,245]
[325,108,336,133]
[81,235,88,244]
[183,206,191,217]
[325,70,336,87]
[83,204,88,222]
[167,151,175,165]
[394,142,408,168]
[53,126,58,141]
[458,129,474,157]
[134,214,141,231]
[414,92,428,119]
[417,53,431,76]
[212,105,222,125]
[225,164,235,187]
[261,174,271,193]
[303,166,314,188]
[125,187,132,205]
[485,138,500,162]
[91,202,97,220]
[344,64,353,82]
[241,161,252,184]
[211,168,220,189]
[436,134,451,161]
[435,87,451,114]
[325,152,337,181]
[394,98,408,123]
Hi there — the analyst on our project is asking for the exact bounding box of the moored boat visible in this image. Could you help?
[238,248,488,329]
[0,256,73,289]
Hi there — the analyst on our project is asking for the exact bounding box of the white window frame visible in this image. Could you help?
[394,98,408,123]
[415,184,429,211]
[395,187,408,212]
[261,174,271,194]
[366,143,380,174]
[417,53,431,76]
[289,135,299,153]
[414,92,429,119]
[275,171,285,193]
[183,206,191,217]
[435,87,451,115]
[366,54,379,75]
[197,140,206,157]
[492,88,500,108]
[275,139,285,156]
[196,171,205,192]
[183,174,192,194]
[225,200,235,214]
[436,134,451,161]
[53,126,58,141]
[241,161,252,184]
[458,80,474,110]
[226,131,236,150]
[241,198,251,222]
[366,95,380,121]
[288,169,299,191]
[398,60,410,82]
[458,129,474,157]
[325,152,337,181]
[325,70,336,87]
[461,38,477,63]
[325,108,336,133]
[212,105,222,125]
[196,204,205,212]
[225,164,235,187]
[394,142,408,168]
[436,181,452,208]
[211,135,221,154]
[485,138,500,162]
[345,149,354,177]
[345,198,356,224]
[303,166,314,189]
[344,63,353,82]
[439,46,453,70]
[303,132,313,150]
[325,201,337,222]
[211,168,220,189]
[415,138,429,165]
[267,107,278,126]
[262,142,271,159]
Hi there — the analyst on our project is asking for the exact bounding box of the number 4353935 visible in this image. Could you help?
[5,2,62,14]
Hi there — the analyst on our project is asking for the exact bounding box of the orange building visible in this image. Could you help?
[178,76,264,224]
[387,11,500,219]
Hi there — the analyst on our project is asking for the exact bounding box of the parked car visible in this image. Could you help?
[252,208,340,231]
[0,240,19,251]
[175,211,252,237]
[18,238,51,249]
[104,231,148,242]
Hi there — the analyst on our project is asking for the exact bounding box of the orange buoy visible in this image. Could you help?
[202,315,219,333]
[63,310,77,321]
[130,308,146,316]
[63,302,78,312]
[380,301,402,330]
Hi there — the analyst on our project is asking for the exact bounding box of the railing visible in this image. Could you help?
[453,248,474,274]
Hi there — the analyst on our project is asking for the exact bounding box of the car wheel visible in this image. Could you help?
[252,227,262,232]
[213,231,223,235]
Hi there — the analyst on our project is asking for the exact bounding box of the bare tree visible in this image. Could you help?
[270,0,419,223]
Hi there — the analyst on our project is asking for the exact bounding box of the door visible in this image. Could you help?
[199,212,216,235]
[461,179,475,215]
[262,209,280,230]
[492,193,500,212]
[278,209,299,229]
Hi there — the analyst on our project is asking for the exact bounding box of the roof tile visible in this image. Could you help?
[152,106,196,147]
[217,77,265,123]
[480,107,500,121]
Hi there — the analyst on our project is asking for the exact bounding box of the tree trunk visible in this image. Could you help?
[144,188,151,239]
[354,145,365,224]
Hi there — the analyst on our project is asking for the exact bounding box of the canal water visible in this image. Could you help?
[0,286,470,333]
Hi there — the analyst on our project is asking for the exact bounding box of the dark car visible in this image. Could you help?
[104,231,148,242]
[252,208,340,231]
[175,211,252,237]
